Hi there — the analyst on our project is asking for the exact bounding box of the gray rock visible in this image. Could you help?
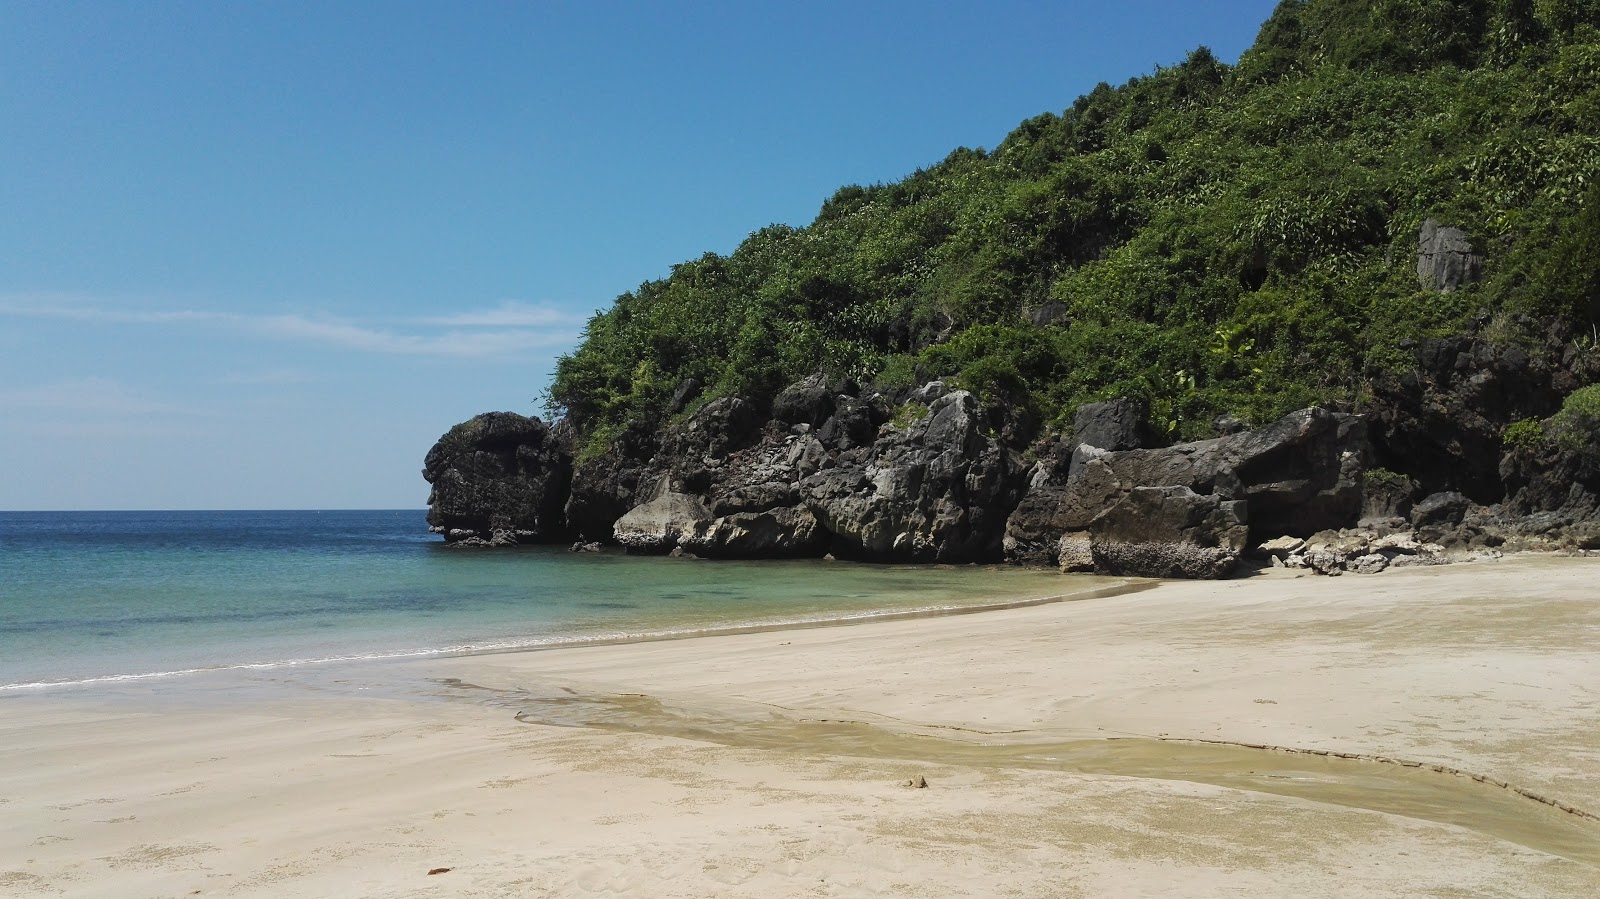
[1072,396,1152,451]
[1373,532,1424,554]
[1027,302,1069,327]
[685,505,830,558]
[1023,407,1367,552]
[1414,489,1472,531]
[614,491,714,553]
[1389,553,1447,568]
[1360,473,1416,525]
[1417,219,1482,292]
[1350,553,1390,574]
[1212,414,1249,436]
[1056,531,1093,572]
[668,378,702,414]
[1302,548,1346,575]
[1304,528,1374,557]
[1087,486,1249,579]
[1259,535,1307,557]
[801,390,1025,562]
[905,381,949,405]
[772,375,836,428]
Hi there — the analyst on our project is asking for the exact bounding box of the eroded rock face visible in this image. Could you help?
[1367,335,1566,503]
[801,390,1027,562]
[1087,486,1248,579]
[428,384,1452,579]
[422,412,572,545]
[1002,397,1154,564]
[1071,397,1153,451]
[1007,407,1367,567]
[561,380,1029,562]
[613,490,714,553]
[1484,440,1600,550]
[1417,219,1482,293]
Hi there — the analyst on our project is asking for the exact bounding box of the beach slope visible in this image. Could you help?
[4,557,1598,896]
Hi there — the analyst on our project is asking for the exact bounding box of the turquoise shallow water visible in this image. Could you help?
[0,510,1088,691]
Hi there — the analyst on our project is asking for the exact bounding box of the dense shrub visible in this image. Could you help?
[1549,385,1600,449]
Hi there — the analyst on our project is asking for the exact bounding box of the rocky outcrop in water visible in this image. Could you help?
[422,412,573,545]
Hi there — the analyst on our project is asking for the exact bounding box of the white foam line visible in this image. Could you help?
[1,583,1147,693]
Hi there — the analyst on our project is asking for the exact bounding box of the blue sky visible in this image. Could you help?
[1,0,1280,510]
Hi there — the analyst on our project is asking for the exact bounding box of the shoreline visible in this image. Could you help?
[0,571,1140,696]
[4,555,1598,896]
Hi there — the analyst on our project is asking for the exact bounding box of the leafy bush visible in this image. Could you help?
[1502,417,1548,448]
[1549,385,1600,449]
[1363,467,1411,488]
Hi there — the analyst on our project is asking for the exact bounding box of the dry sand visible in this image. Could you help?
[3,556,1599,897]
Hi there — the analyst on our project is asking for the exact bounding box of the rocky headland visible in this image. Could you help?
[423,322,1600,578]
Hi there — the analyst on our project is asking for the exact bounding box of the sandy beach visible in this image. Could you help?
[4,556,1599,897]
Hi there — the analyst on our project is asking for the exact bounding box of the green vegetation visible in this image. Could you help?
[1501,417,1548,448]
[550,0,1600,454]
[890,401,931,430]
[1363,467,1412,488]
[1549,384,1600,449]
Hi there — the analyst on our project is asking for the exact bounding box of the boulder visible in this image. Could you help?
[1417,219,1482,292]
[1071,396,1153,451]
[423,412,573,545]
[771,375,836,428]
[1410,491,1471,542]
[1359,471,1415,526]
[1056,531,1094,572]
[1074,408,1364,539]
[1350,553,1390,574]
[1005,407,1365,569]
[1302,548,1346,575]
[1087,486,1249,579]
[1027,301,1069,326]
[685,505,830,558]
[667,378,702,414]
[1258,535,1306,558]
[613,491,714,553]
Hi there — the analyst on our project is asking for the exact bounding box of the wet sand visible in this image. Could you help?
[3,556,1599,896]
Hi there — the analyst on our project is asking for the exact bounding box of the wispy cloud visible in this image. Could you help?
[0,377,203,417]
[417,302,582,328]
[0,296,582,359]
[215,368,317,386]
[0,300,215,325]
[248,313,576,357]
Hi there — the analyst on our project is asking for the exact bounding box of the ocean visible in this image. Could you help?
[0,510,1081,692]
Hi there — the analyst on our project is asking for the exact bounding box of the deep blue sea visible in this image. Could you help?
[0,510,1079,692]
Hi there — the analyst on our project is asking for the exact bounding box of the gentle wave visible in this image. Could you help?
[0,581,1152,693]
